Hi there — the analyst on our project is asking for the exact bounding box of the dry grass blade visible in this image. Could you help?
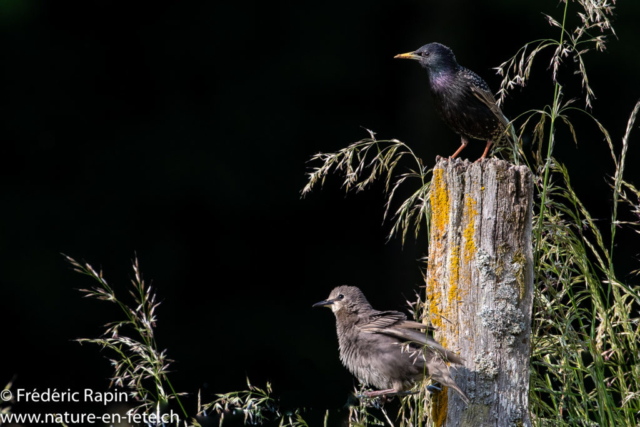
[203,380,311,427]
[496,0,615,109]
[1,379,14,417]
[68,255,188,418]
[495,40,556,107]
[303,131,432,244]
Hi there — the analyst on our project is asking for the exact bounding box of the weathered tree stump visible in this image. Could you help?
[426,158,534,426]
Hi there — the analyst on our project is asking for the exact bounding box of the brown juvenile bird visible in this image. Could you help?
[314,286,469,403]
[394,43,516,161]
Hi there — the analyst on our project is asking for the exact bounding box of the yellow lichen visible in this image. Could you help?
[462,194,478,265]
[431,169,449,238]
[426,276,443,330]
[426,169,451,344]
[431,387,448,427]
[448,245,460,307]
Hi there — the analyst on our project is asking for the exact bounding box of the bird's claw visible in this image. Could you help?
[356,393,390,408]
[427,384,442,393]
[356,392,379,399]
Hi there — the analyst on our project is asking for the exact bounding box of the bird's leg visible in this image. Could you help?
[358,389,397,398]
[358,389,418,399]
[427,384,442,393]
[450,136,469,159]
[475,140,492,162]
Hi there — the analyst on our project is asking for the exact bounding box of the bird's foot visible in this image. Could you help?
[356,391,394,407]
[475,140,492,162]
[427,384,442,393]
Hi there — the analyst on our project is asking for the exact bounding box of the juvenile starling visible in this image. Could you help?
[314,286,469,403]
[395,43,515,161]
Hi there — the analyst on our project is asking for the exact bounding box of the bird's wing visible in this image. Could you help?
[468,80,517,143]
[358,310,407,329]
[470,85,508,127]
[360,326,465,366]
[395,319,436,331]
[358,310,435,331]
[426,356,470,404]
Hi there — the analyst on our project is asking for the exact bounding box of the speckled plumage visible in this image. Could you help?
[395,43,515,160]
[314,286,469,403]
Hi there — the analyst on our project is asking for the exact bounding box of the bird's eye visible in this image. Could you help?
[338,294,345,300]
[421,52,430,57]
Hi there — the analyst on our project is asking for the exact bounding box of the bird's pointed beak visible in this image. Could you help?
[313,299,335,308]
[394,51,420,61]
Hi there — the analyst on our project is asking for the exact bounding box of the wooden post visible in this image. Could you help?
[426,158,534,426]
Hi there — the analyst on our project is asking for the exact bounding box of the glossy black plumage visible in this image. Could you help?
[395,43,514,161]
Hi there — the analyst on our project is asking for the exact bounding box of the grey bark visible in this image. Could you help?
[425,158,533,427]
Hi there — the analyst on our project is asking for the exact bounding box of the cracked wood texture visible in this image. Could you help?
[426,158,533,427]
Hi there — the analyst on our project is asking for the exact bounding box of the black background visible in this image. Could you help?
[2,1,639,425]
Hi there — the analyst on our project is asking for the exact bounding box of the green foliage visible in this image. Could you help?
[528,105,640,427]
[71,1,640,426]
[301,1,640,426]
[497,1,640,425]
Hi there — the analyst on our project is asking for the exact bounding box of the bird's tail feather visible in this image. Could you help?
[446,383,470,405]
[425,336,465,365]
[471,85,519,147]
[363,327,466,365]
[428,361,470,404]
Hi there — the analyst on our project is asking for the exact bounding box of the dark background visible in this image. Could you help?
[2,0,639,425]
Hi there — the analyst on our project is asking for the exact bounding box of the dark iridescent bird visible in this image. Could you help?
[314,286,469,403]
[395,43,516,161]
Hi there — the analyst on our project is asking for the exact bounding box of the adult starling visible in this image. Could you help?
[395,43,515,161]
[314,286,469,403]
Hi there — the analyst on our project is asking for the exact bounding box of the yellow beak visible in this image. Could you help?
[394,52,420,60]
